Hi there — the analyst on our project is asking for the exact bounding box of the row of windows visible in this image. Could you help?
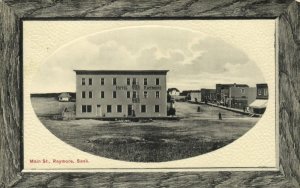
[81,77,160,86]
[81,105,160,113]
[81,91,160,99]
[81,91,93,98]
[82,105,92,113]
[81,78,93,86]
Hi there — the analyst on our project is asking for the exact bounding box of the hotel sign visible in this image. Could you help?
[144,85,161,90]
[115,85,161,90]
[116,86,128,90]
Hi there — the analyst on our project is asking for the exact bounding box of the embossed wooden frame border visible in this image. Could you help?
[0,1,299,187]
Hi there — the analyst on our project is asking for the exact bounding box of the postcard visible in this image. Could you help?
[23,20,277,171]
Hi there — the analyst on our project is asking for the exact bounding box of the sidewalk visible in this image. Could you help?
[190,101,261,117]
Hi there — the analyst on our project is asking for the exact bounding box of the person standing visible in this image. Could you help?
[218,112,222,120]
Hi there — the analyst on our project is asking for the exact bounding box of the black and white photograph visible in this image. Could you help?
[26,21,272,163]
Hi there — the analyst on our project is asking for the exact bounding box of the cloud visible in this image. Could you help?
[31,27,265,93]
[191,37,249,63]
[86,27,199,57]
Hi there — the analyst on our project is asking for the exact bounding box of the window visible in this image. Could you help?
[101,91,104,98]
[117,105,122,113]
[89,78,92,85]
[155,105,160,113]
[155,91,160,98]
[144,78,147,85]
[82,91,86,98]
[89,91,92,98]
[144,91,148,98]
[132,78,137,85]
[127,91,131,98]
[101,78,104,85]
[141,105,146,113]
[241,89,245,94]
[113,78,117,85]
[133,91,137,99]
[82,105,86,113]
[264,88,268,96]
[156,78,160,85]
[82,78,86,85]
[107,105,112,113]
[127,78,130,85]
[82,105,92,113]
[113,91,117,98]
[87,105,92,112]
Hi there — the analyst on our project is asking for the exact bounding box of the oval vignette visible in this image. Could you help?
[30,26,269,162]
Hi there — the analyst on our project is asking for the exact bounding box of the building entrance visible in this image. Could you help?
[96,105,102,117]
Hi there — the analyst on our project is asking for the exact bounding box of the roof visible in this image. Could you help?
[190,90,201,93]
[216,84,249,87]
[74,70,169,75]
[181,90,201,94]
[201,88,216,92]
[167,88,180,92]
[249,99,268,109]
[58,92,71,98]
[256,83,268,87]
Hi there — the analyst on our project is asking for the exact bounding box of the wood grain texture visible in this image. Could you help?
[279,1,300,187]
[10,172,296,188]
[3,0,294,18]
[0,2,22,188]
[0,0,299,187]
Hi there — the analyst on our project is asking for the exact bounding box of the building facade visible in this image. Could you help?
[187,90,201,102]
[227,87,256,109]
[249,83,268,114]
[74,70,168,118]
[216,83,249,106]
[201,89,216,103]
[256,83,268,99]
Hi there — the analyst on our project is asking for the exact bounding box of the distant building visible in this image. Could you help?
[256,83,268,99]
[249,83,268,114]
[187,90,201,102]
[74,70,168,118]
[216,83,249,106]
[180,90,191,96]
[58,92,71,102]
[201,89,216,103]
[167,88,180,96]
[227,87,256,109]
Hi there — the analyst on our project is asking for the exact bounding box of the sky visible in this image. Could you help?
[31,26,266,93]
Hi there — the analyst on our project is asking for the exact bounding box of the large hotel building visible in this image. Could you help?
[74,70,168,118]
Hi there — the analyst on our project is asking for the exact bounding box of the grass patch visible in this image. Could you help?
[40,117,257,162]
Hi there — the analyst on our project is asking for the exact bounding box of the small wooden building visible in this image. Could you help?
[167,88,180,96]
[58,92,71,102]
[187,90,201,102]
